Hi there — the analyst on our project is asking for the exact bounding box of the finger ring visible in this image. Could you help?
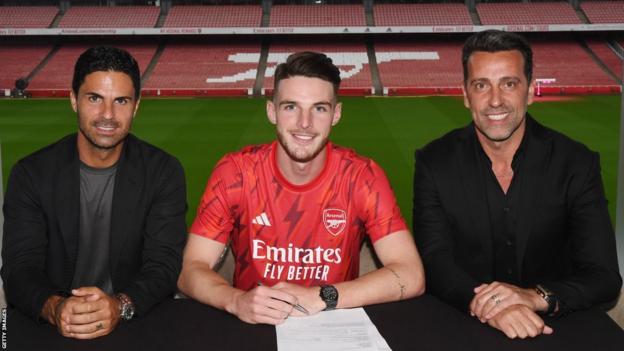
[96,322,104,331]
[491,294,502,305]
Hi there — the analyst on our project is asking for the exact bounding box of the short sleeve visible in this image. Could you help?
[189,155,243,243]
[355,160,408,243]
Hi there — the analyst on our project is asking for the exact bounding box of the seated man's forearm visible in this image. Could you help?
[178,261,243,312]
[333,261,425,310]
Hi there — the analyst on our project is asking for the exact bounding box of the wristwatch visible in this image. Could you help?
[319,285,338,311]
[535,284,557,315]
[116,293,135,321]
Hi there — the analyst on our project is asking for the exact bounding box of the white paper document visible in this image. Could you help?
[275,308,391,351]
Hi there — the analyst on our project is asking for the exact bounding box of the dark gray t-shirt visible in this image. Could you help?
[71,161,116,294]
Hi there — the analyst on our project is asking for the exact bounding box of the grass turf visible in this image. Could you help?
[0,95,620,227]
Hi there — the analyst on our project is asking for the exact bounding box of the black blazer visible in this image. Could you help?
[413,116,621,313]
[2,133,188,321]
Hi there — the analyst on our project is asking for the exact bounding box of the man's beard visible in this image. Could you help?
[78,119,127,150]
[276,130,327,163]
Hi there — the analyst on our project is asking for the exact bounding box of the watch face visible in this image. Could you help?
[322,286,338,300]
[121,304,135,320]
[320,285,338,310]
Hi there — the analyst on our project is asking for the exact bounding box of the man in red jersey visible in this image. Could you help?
[178,52,425,325]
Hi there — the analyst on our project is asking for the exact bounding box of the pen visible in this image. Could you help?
[257,282,310,315]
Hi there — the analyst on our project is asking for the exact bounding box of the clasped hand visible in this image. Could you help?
[470,282,553,339]
[44,287,121,339]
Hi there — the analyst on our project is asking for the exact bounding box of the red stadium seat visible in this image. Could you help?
[0,6,58,28]
[28,42,157,92]
[0,43,53,90]
[263,40,373,95]
[375,39,463,95]
[164,5,262,27]
[270,5,366,27]
[374,4,472,26]
[58,6,159,28]
[532,39,617,87]
[144,40,261,95]
[477,2,581,25]
[584,39,622,81]
[581,1,624,24]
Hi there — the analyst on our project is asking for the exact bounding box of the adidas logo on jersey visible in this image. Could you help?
[252,212,272,226]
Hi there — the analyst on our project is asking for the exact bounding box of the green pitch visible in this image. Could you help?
[0,95,620,227]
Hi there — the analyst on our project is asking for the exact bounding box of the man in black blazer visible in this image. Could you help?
[413,30,621,339]
[1,47,187,339]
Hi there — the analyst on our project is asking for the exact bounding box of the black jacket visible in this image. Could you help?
[413,116,621,313]
[2,133,187,320]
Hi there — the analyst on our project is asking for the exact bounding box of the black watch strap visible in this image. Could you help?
[319,285,338,311]
[535,284,557,315]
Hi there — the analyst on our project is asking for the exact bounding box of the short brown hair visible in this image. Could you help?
[273,51,341,98]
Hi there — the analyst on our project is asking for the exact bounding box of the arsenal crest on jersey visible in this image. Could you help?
[323,209,347,236]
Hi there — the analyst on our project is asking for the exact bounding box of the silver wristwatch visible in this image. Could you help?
[116,293,135,321]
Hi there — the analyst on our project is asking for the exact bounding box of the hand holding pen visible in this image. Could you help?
[258,282,310,315]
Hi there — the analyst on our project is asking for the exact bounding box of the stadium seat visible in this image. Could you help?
[375,39,464,94]
[0,6,58,28]
[532,39,617,87]
[269,5,366,27]
[263,39,373,94]
[28,42,156,92]
[144,40,261,95]
[58,6,159,28]
[374,3,472,26]
[164,5,262,27]
[585,39,623,80]
[581,1,624,24]
[477,2,581,25]
[0,43,52,90]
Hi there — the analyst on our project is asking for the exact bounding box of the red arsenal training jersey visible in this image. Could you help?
[190,141,407,290]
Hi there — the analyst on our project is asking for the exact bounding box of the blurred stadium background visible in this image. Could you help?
[0,0,623,327]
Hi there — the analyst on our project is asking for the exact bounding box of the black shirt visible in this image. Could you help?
[476,131,528,285]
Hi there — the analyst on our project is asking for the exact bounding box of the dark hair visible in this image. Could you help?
[462,30,533,84]
[72,46,141,99]
[273,51,341,98]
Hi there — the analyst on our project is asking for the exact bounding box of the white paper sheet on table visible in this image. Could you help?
[275,308,392,351]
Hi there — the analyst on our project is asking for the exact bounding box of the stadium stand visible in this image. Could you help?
[477,2,581,25]
[373,3,472,26]
[375,38,463,95]
[143,40,261,96]
[263,39,373,95]
[58,6,159,28]
[0,42,53,91]
[27,42,157,96]
[581,1,624,24]
[585,39,623,81]
[0,6,58,28]
[269,5,366,27]
[531,38,619,93]
[164,5,262,27]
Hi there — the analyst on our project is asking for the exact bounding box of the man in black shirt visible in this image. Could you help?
[2,47,187,339]
[413,30,621,339]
